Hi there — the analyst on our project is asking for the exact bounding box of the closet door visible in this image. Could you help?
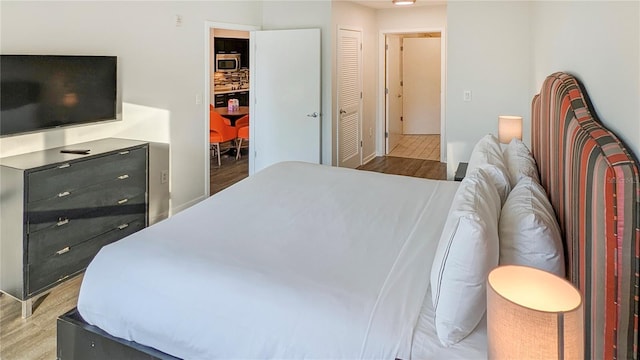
[337,28,363,169]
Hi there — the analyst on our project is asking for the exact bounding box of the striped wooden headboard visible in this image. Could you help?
[532,72,640,359]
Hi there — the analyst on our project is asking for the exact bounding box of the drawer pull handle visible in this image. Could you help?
[118,223,129,230]
[118,174,129,180]
[57,218,70,226]
[56,247,70,255]
[119,151,130,155]
[58,191,71,198]
[58,163,71,169]
[117,198,129,205]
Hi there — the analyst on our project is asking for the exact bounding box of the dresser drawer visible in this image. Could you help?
[27,147,147,203]
[27,217,145,296]
[27,177,146,234]
[27,213,146,264]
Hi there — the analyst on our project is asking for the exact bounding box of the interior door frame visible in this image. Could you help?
[384,34,402,155]
[377,27,446,162]
[204,21,260,197]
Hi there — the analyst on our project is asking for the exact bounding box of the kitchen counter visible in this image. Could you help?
[214,88,249,95]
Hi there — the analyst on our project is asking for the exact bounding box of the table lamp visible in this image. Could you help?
[487,265,583,360]
[498,115,523,144]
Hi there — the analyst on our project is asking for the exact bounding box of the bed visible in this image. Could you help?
[56,72,639,359]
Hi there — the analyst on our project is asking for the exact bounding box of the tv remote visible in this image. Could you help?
[60,149,91,155]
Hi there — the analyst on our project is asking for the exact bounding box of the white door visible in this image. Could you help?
[403,37,441,134]
[337,28,362,169]
[385,35,403,154]
[250,29,321,174]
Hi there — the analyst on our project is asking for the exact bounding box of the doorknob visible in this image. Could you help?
[339,109,347,114]
[307,112,319,118]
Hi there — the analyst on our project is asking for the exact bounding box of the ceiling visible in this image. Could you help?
[347,0,446,10]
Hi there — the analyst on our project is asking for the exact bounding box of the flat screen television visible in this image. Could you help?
[0,55,118,137]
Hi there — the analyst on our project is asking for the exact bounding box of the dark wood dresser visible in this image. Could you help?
[0,138,148,317]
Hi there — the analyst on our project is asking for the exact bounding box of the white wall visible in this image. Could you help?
[446,1,531,178]
[0,1,262,213]
[446,1,639,177]
[261,0,333,165]
[332,1,378,164]
[376,4,446,30]
[531,1,640,161]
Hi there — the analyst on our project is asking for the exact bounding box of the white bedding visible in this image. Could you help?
[78,161,461,359]
[411,288,488,359]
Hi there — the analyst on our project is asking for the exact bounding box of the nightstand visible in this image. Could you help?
[454,162,468,181]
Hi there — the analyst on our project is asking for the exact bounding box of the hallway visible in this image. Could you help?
[388,134,440,161]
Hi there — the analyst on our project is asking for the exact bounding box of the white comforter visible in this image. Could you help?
[78,162,458,359]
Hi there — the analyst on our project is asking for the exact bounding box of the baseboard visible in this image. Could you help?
[149,212,170,226]
[362,152,376,165]
[172,195,206,215]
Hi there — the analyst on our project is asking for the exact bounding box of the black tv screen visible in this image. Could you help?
[0,55,117,136]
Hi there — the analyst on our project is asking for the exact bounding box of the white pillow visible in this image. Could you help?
[467,134,511,204]
[503,139,540,187]
[499,177,565,276]
[430,167,501,346]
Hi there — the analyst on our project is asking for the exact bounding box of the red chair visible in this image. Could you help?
[236,125,249,160]
[210,110,237,167]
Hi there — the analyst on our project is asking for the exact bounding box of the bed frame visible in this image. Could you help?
[532,72,639,360]
[57,72,640,359]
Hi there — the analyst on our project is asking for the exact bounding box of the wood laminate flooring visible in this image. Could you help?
[0,276,82,360]
[210,148,249,195]
[357,156,446,180]
[0,156,446,359]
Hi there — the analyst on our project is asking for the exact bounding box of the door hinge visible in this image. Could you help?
[401,46,404,51]
[360,92,363,99]
[360,43,362,50]
[385,88,389,95]
[385,44,389,50]
[360,141,363,147]
[400,81,403,87]
[385,132,389,138]
[400,116,403,122]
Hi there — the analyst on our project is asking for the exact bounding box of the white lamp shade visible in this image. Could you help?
[487,265,583,360]
[392,0,415,5]
[498,115,523,144]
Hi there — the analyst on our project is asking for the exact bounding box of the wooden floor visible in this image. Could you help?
[210,149,249,195]
[388,134,440,161]
[357,155,446,180]
[0,156,446,359]
[0,276,83,360]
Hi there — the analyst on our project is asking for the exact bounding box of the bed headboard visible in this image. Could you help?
[531,72,640,359]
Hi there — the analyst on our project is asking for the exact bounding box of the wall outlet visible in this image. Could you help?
[463,90,472,102]
[369,127,373,137]
[195,93,202,105]
[161,170,169,184]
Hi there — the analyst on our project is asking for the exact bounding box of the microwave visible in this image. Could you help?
[216,54,241,72]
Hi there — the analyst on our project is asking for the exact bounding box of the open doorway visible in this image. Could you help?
[205,22,258,196]
[210,27,250,195]
[383,31,444,162]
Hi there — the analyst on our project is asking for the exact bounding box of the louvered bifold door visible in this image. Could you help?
[337,29,362,169]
